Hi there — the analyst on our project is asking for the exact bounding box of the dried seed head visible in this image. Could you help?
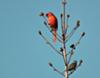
[81,32,85,37]
[76,20,80,27]
[79,59,83,66]
[60,47,63,52]
[44,21,47,26]
[48,62,53,67]
[70,44,76,49]
[80,59,83,64]
[67,14,70,18]
[39,12,44,16]
[60,13,63,18]
[38,30,42,35]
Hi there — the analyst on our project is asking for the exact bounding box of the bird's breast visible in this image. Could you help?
[48,16,57,27]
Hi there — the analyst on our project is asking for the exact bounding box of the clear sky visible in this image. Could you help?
[0,0,100,78]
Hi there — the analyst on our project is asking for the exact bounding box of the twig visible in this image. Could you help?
[48,62,65,77]
[67,49,74,64]
[60,13,63,36]
[75,32,85,46]
[64,14,70,35]
[68,70,74,76]
[65,20,80,43]
[69,32,85,50]
[38,30,63,56]
[68,32,85,63]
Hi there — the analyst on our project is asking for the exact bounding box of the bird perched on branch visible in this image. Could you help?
[46,12,58,43]
[68,60,77,71]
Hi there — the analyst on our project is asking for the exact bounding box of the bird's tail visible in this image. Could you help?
[53,30,57,43]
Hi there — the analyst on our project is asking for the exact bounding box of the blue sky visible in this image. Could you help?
[0,0,100,78]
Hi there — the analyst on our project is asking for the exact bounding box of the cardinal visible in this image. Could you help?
[46,12,58,43]
[68,60,77,71]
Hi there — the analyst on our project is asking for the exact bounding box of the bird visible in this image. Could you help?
[46,12,58,43]
[68,60,77,71]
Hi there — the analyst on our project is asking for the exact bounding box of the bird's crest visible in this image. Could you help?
[46,12,54,17]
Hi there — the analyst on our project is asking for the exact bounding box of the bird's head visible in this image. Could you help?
[46,12,54,17]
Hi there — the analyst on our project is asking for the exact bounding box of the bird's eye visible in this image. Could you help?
[46,13,48,17]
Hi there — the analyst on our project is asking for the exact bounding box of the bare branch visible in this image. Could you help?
[68,70,74,76]
[64,14,70,35]
[67,32,85,66]
[48,62,65,77]
[60,13,63,35]
[38,30,63,56]
[67,49,74,64]
[77,59,83,67]
[74,32,86,47]
[65,20,80,43]
[67,32,85,64]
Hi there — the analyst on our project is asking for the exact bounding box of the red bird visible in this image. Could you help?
[46,12,58,43]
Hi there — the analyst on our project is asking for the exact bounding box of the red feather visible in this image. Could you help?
[46,12,58,43]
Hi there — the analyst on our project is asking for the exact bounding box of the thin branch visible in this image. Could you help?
[69,32,85,51]
[65,20,80,43]
[69,32,85,50]
[38,30,63,56]
[62,0,67,31]
[67,32,85,64]
[68,70,74,76]
[65,32,85,68]
[67,49,74,64]
[53,67,65,77]
[75,32,85,46]
[64,14,70,35]
[48,62,65,77]
[60,13,63,35]
[77,59,83,67]
[65,25,79,43]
